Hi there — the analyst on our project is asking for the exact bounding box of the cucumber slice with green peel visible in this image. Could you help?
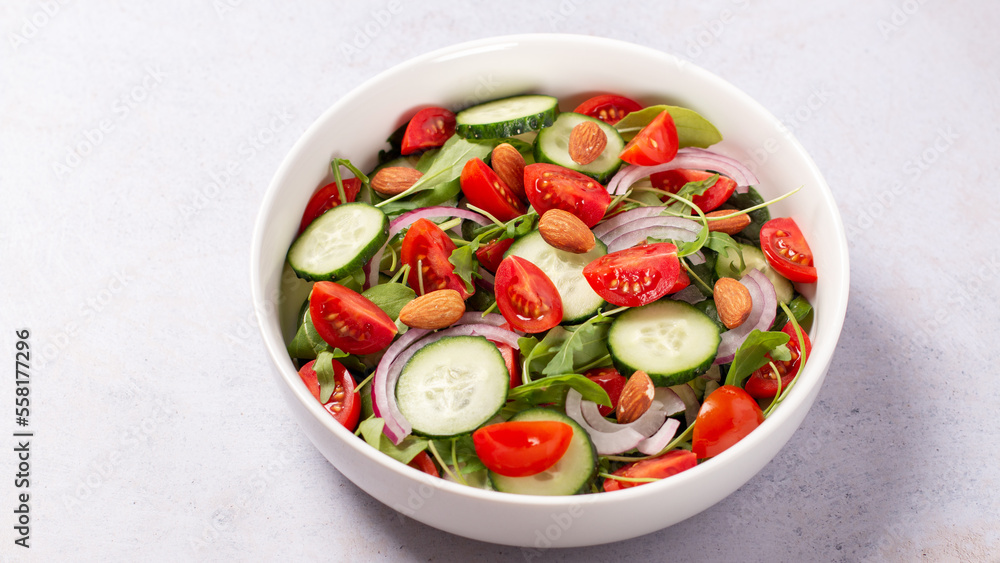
[505,229,606,324]
[534,112,625,183]
[395,336,509,438]
[488,408,597,496]
[609,300,721,387]
[715,242,795,304]
[456,95,559,139]
[287,202,388,281]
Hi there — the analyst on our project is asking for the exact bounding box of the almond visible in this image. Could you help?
[617,370,655,424]
[714,277,753,329]
[568,121,607,165]
[705,210,751,235]
[371,166,423,196]
[538,209,595,254]
[398,289,466,330]
[491,143,526,199]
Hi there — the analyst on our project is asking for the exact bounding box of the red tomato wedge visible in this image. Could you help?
[667,268,691,294]
[523,163,611,227]
[584,367,627,417]
[297,359,361,431]
[494,341,522,389]
[745,322,812,399]
[475,238,514,274]
[406,451,440,478]
[297,178,362,235]
[494,256,563,333]
[473,421,574,477]
[651,169,737,214]
[582,243,681,307]
[401,218,474,299]
[573,94,643,125]
[309,282,397,355]
[401,107,456,155]
[619,110,679,166]
[460,157,527,222]
[603,450,697,492]
[760,218,818,283]
[692,385,764,459]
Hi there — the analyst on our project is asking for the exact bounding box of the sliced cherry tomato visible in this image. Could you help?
[472,420,573,477]
[494,256,563,333]
[493,341,522,389]
[401,218,474,299]
[692,385,764,459]
[584,367,627,417]
[573,94,643,125]
[298,359,361,431]
[401,107,456,155]
[297,178,362,235]
[582,243,681,307]
[406,451,440,478]
[475,238,514,274]
[667,268,691,294]
[523,163,611,228]
[760,218,817,283]
[745,321,812,399]
[619,110,679,166]
[650,169,737,214]
[602,450,697,492]
[309,282,397,355]
[460,157,526,222]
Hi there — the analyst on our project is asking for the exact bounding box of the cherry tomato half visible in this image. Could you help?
[401,107,456,155]
[523,163,611,228]
[407,451,440,478]
[475,237,514,274]
[584,367,627,417]
[493,341,522,389]
[473,420,573,477]
[401,218,474,299]
[692,385,764,459]
[460,157,527,222]
[494,256,563,333]
[667,268,691,294]
[297,178,362,235]
[745,321,812,399]
[298,359,361,431]
[619,110,679,166]
[309,282,397,355]
[602,450,697,492]
[760,217,818,283]
[650,169,737,214]
[573,94,643,125]
[582,243,681,307]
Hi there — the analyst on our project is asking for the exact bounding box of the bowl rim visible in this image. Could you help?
[251,33,850,508]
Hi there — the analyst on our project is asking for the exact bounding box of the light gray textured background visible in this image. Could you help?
[2,1,998,561]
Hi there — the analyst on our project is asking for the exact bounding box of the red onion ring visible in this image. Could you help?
[606,148,760,196]
[637,418,681,456]
[581,397,667,437]
[713,269,777,364]
[669,384,700,427]
[565,390,646,455]
[600,215,701,244]
[670,285,706,305]
[593,207,671,239]
[568,388,687,456]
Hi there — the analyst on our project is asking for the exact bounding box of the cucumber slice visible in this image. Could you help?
[456,95,559,139]
[287,202,388,281]
[534,112,625,183]
[488,408,596,496]
[609,300,721,387]
[506,229,606,324]
[395,336,509,438]
[714,242,794,304]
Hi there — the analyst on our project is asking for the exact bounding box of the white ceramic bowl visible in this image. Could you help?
[251,34,849,548]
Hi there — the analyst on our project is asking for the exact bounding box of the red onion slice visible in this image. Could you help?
[670,285,706,305]
[637,418,681,456]
[607,226,699,253]
[593,207,670,239]
[565,390,647,455]
[580,398,667,437]
[568,388,687,455]
[653,387,686,417]
[669,384,700,427]
[456,311,508,327]
[606,148,760,196]
[600,215,701,244]
[713,268,777,364]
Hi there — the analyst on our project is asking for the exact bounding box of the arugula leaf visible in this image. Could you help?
[377,178,462,217]
[377,122,408,165]
[542,320,610,376]
[615,105,723,148]
[673,174,720,202]
[448,244,479,294]
[376,136,495,207]
[507,374,611,407]
[725,330,791,387]
[286,304,333,359]
[431,435,486,475]
[362,283,415,320]
[704,232,745,273]
[771,344,792,362]
[771,294,813,331]
[359,418,429,465]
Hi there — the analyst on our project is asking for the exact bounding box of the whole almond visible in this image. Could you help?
[617,370,655,424]
[714,277,753,329]
[398,289,466,330]
[491,143,526,200]
[538,209,595,254]
[371,167,423,196]
[706,210,752,235]
[568,121,607,165]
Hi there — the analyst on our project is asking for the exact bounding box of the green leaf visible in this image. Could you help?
[377,122,408,165]
[771,294,813,331]
[448,244,479,294]
[615,105,723,148]
[377,178,463,217]
[771,344,792,362]
[359,418,428,465]
[362,283,416,320]
[725,330,791,387]
[728,187,770,245]
[705,232,745,273]
[507,374,611,407]
[287,302,334,359]
[314,350,338,403]
[432,435,486,475]
[542,321,610,376]
[674,174,720,202]
[376,136,495,208]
